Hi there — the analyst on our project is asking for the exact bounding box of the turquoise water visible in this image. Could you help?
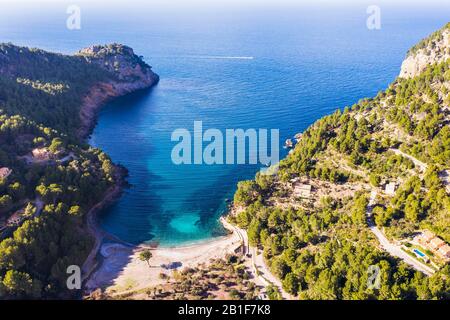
[1,2,449,245]
[414,249,426,257]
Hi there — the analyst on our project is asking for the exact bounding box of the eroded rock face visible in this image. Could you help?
[77,43,159,84]
[399,27,450,79]
[76,44,160,138]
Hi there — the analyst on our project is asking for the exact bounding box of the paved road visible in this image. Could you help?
[221,218,292,299]
[389,148,427,172]
[366,190,434,276]
[34,197,44,217]
[390,148,450,194]
[57,152,77,164]
[439,169,450,194]
[251,247,293,300]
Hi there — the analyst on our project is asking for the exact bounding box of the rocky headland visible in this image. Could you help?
[76,44,160,139]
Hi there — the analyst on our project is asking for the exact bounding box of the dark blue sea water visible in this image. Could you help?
[1,1,449,246]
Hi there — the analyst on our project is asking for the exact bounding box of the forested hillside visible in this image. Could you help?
[0,44,157,298]
[0,44,113,136]
[231,23,450,299]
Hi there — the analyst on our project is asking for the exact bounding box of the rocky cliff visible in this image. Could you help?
[76,44,158,84]
[400,23,450,78]
[0,43,159,138]
[76,44,159,138]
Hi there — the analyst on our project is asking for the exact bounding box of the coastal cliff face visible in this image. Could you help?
[0,43,159,299]
[400,23,450,78]
[77,44,158,84]
[0,43,159,138]
[76,44,160,138]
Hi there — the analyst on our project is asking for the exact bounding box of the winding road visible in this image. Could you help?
[389,148,427,172]
[220,217,292,299]
[367,148,447,275]
[366,190,434,276]
[34,197,44,217]
[390,148,449,194]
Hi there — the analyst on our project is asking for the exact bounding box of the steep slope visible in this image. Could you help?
[76,44,159,138]
[231,23,450,300]
[0,43,159,138]
[400,23,450,78]
[0,44,158,299]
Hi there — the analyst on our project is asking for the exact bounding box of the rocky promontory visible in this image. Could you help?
[76,44,159,138]
[400,23,450,78]
[0,42,161,299]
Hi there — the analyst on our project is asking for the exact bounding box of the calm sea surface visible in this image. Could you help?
[1,2,449,245]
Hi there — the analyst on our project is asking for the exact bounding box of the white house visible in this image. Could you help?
[32,148,51,161]
[0,167,12,180]
[294,183,312,199]
[385,182,397,196]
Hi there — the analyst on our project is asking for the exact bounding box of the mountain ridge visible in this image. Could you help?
[0,43,159,138]
[0,43,158,299]
[400,23,450,78]
[229,22,450,299]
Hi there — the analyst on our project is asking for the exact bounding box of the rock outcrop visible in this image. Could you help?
[399,23,450,78]
[76,44,158,83]
[76,44,159,138]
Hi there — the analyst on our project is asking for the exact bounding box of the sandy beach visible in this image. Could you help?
[85,222,242,296]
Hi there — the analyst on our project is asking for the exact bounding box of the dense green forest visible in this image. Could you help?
[0,44,115,136]
[0,111,116,298]
[0,43,152,298]
[231,25,450,299]
[1,26,449,300]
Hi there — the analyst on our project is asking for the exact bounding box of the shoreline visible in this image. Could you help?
[136,233,232,251]
[81,165,129,284]
[76,48,292,297]
[77,68,243,295]
[81,171,240,295]
[84,218,242,296]
[80,167,236,291]
[79,74,159,284]
[78,78,159,141]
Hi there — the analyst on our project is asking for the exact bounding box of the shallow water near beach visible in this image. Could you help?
[1,2,449,246]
